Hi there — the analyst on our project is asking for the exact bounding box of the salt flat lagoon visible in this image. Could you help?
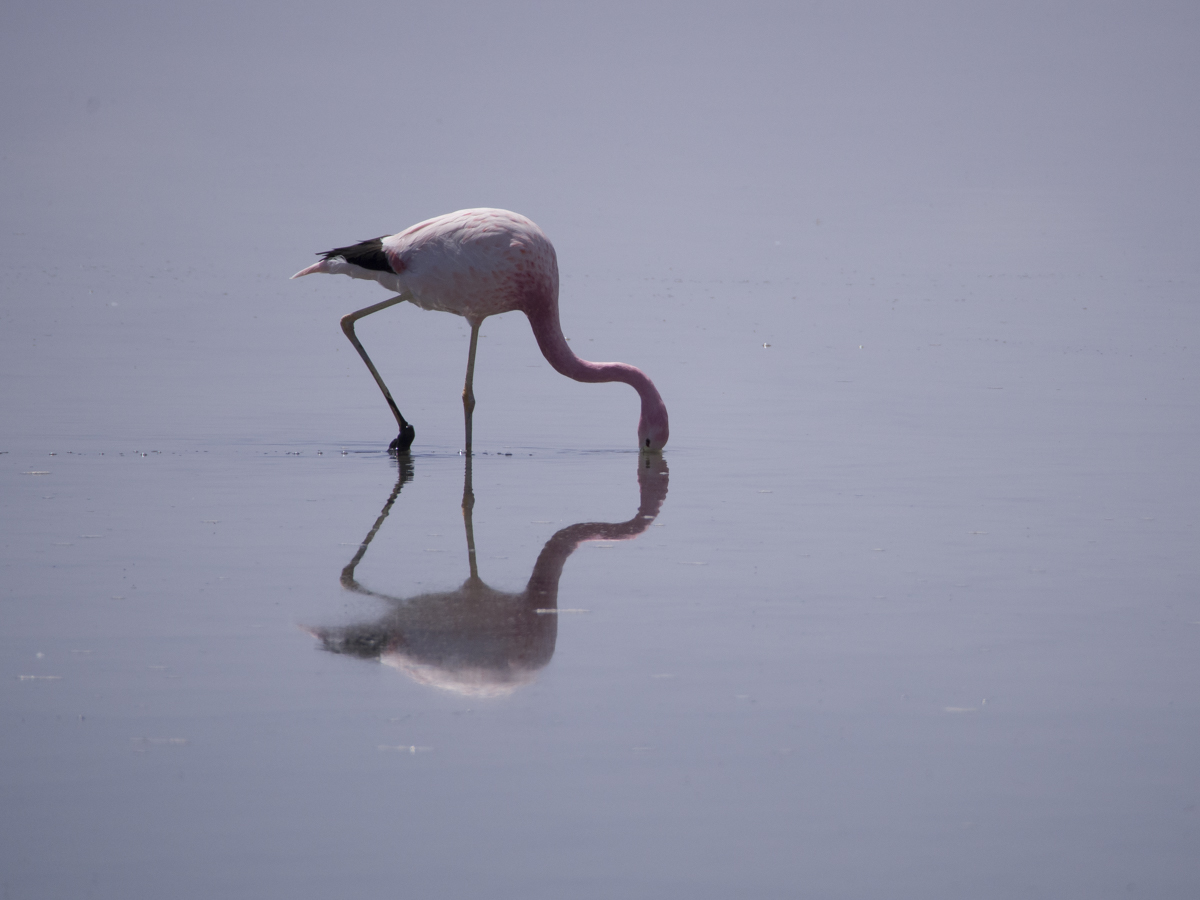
[3,3,1198,897]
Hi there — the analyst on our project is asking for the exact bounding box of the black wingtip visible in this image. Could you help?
[321,236,395,274]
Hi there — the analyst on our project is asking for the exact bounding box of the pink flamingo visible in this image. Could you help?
[292,208,669,454]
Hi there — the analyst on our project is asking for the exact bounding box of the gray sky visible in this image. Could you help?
[3,1,1197,281]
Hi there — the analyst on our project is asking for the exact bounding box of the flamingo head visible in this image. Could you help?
[638,403,669,453]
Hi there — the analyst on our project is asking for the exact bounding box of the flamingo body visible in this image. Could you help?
[292,208,669,452]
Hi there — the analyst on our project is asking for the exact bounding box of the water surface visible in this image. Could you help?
[3,3,1198,898]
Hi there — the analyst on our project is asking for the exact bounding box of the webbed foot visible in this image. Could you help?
[388,423,416,454]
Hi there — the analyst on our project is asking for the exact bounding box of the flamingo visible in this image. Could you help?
[291,208,669,454]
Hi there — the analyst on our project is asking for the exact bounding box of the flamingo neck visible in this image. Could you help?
[524,295,669,449]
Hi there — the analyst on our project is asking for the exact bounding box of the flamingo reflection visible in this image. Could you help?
[307,455,669,697]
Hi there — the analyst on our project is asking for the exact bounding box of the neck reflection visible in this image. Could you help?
[308,454,669,697]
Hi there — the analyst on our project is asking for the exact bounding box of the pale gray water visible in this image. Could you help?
[3,3,1199,898]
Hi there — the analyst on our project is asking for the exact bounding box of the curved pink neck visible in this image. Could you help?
[524,297,668,435]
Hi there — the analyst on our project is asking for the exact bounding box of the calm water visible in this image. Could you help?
[3,3,1199,898]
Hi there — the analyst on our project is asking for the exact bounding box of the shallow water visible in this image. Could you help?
[5,273,1198,897]
[4,3,1200,898]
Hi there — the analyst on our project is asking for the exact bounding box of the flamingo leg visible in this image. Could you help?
[340,295,416,452]
[461,453,480,582]
[462,320,481,455]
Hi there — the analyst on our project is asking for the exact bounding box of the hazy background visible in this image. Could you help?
[3,0,1198,448]
[2,3,1198,898]
[5,1,1198,277]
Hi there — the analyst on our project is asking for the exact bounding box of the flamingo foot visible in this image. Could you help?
[388,424,416,454]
